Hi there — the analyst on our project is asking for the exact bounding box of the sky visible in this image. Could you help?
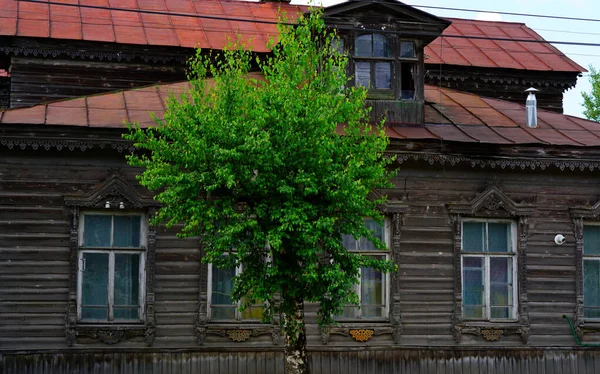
[290,0,600,119]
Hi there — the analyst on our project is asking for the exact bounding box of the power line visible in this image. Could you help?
[404,3,600,23]
[12,0,600,48]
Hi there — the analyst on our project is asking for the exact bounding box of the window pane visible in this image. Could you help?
[241,304,264,320]
[359,220,383,250]
[332,37,345,54]
[584,259,600,318]
[463,222,485,252]
[488,223,511,253]
[114,253,141,320]
[84,215,112,247]
[400,41,415,58]
[114,216,141,248]
[211,265,235,320]
[490,257,513,319]
[81,252,109,320]
[374,62,391,89]
[400,63,415,99]
[355,62,371,88]
[584,226,600,255]
[355,34,372,57]
[361,266,384,318]
[372,34,390,57]
[462,256,484,319]
[341,306,358,319]
[342,234,357,251]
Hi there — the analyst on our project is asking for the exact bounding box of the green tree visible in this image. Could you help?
[125,10,394,374]
[582,65,600,121]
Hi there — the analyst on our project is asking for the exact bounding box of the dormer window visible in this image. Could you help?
[350,34,417,100]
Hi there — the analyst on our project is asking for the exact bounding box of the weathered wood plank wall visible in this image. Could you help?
[2,349,600,374]
[8,58,186,108]
[0,150,590,351]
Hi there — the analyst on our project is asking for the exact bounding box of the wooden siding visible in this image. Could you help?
[0,146,594,351]
[8,58,186,108]
[3,349,600,373]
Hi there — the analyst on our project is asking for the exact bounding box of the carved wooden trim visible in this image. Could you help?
[64,172,158,346]
[320,324,395,344]
[386,203,408,344]
[570,202,600,339]
[447,181,535,344]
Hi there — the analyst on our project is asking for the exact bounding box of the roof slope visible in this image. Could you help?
[0,1,584,72]
[1,80,599,147]
[0,0,307,53]
[426,18,585,73]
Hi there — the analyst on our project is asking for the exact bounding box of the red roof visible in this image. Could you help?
[0,1,584,72]
[426,18,586,73]
[2,80,599,147]
[0,0,307,53]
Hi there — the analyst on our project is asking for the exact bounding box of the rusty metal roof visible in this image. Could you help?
[2,79,599,147]
[0,0,307,53]
[426,18,586,73]
[0,1,584,72]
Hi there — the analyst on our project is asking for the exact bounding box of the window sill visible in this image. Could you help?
[66,323,154,346]
[453,321,530,343]
[199,323,281,345]
[321,322,400,344]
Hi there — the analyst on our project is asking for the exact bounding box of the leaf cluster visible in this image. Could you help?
[125,9,395,336]
[582,65,600,122]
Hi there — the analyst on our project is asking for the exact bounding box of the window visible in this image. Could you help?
[583,225,600,319]
[461,220,517,321]
[77,213,146,323]
[340,219,390,319]
[208,262,263,321]
[352,34,417,100]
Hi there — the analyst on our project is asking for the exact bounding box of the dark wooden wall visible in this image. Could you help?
[424,66,579,113]
[0,146,592,354]
[3,348,600,374]
[8,57,186,108]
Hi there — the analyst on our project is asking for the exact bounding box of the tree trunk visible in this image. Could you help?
[284,298,309,374]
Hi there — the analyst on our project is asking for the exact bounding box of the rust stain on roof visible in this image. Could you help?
[0,1,584,72]
[3,79,599,147]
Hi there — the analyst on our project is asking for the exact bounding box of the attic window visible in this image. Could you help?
[352,34,417,100]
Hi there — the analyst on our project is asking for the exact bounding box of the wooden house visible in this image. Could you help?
[1,0,600,372]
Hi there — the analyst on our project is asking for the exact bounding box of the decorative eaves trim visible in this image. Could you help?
[64,174,158,209]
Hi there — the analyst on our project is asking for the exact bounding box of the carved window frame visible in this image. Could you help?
[320,199,407,345]
[447,183,535,344]
[64,174,159,346]
[570,201,600,339]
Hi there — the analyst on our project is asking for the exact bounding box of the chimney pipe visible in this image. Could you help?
[525,87,539,128]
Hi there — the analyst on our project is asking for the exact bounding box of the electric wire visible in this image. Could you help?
[10,0,600,48]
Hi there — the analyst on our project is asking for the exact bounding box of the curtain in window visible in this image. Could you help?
[114,253,140,320]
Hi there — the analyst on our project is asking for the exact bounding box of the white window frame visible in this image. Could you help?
[76,212,147,323]
[460,218,518,322]
[207,262,264,322]
[340,218,391,321]
[583,222,600,321]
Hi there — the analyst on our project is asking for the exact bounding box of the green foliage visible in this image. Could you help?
[125,10,395,338]
[582,65,600,122]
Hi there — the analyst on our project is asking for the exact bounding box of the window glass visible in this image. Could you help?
[114,253,141,320]
[375,62,391,89]
[211,265,236,320]
[361,257,385,318]
[355,61,371,88]
[81,252,109,320]
[355,34,372,57]
[462,256,484,319]
[84,215,112,247]
[584,226,600,255]
[463,222,485,252]
[114,216,141,247]
[489,257,513,319]
[584,259,600,318]
[332,37,345,54]
[400,41,415,58]
[488,223,511,253]
[372,34,390,57]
